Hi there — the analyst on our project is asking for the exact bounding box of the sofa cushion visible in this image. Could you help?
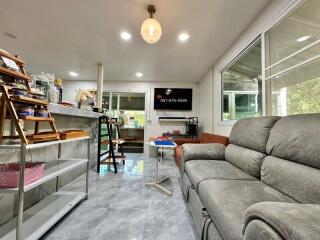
[198,179,295,240]
[185,160,256,191]
[266,113,320,169]
[188,187,206,234]
[225,144,266,178]
[229,116,280,153]
[181,172,192,199]
[261,156,320,203]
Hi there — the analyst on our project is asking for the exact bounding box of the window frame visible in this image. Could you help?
[220,36,263,122]
[217,0,306,126]
[264,0,320,116]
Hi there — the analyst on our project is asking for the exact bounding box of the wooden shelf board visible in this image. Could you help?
[0,66,30,81]
[100,159,117,165]
[100,156,125,163]
[27,133,60,143]
[112,139,125,144]
[59,130,88,140]
[11,96,48,106]
[2,135,20,139]
[20,116,54,122]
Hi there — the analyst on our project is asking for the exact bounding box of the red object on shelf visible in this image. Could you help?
[0,162,45,188]
[156,136,169,141]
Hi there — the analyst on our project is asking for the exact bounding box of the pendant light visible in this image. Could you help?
[141,4,162,44]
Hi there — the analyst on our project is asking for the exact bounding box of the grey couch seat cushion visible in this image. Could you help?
[244,202,320,240]
[185,160,256,191]
[266,113,320,169]
[198,179,296,240]
[229,116,280,153]
[225,144,266,178]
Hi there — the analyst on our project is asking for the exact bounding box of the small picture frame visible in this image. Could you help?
[1,56,20,71]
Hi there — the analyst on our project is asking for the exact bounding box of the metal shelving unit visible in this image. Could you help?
[0,136,90,240]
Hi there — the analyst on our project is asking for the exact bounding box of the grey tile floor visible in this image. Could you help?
[42,153,199,240]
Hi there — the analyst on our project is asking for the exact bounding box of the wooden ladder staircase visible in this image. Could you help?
[97,116,126,173]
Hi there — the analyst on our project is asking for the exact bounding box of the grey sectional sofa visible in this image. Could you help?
[180,114,320,240]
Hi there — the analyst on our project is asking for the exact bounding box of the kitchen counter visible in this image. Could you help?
[49,103,103,118]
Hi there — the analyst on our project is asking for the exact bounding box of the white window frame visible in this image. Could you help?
[219,36,262,124]
[217,0,304,126]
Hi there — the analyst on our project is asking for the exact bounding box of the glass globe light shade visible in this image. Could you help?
[141,18,162,44]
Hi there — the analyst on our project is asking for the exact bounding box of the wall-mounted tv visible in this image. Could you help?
[154,88,192,110]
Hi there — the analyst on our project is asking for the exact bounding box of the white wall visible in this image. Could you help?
[62,80,199,153]
[198,69,214,133]
[199,0,299,137]
[62,80,97,103]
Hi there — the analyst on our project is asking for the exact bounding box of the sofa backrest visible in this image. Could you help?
[262,114,320,203]
[229,116,281,153]
[225,116,280,178]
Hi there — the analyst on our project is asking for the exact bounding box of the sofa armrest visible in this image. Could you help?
[183,143,225,161]
[180,143,225,175]
[174,138,201,145]
[243,202,320,240]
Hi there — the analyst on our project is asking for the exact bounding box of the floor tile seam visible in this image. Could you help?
[105,206,149,212]
[141,197,151,240]
[145,208,188,218]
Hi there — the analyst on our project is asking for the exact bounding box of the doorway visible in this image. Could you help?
[102,92,145,153]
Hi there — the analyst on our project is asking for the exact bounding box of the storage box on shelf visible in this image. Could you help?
[0,50,59,145]
[0,136,90,240]
[0,162,45,188]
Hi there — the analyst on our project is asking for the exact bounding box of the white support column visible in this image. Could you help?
[97,63,104,109]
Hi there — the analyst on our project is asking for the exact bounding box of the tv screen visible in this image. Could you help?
[154,88,192,110]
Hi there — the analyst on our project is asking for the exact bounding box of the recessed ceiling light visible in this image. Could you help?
[120,31,132,40]
[178,33,190,42]
[297,35,310,42]
[69,71,79,77]
[136,72,143,77]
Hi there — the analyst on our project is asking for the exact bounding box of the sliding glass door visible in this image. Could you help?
[102,92,145,153]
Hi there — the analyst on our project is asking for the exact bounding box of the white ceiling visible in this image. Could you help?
[0,0,271,82]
